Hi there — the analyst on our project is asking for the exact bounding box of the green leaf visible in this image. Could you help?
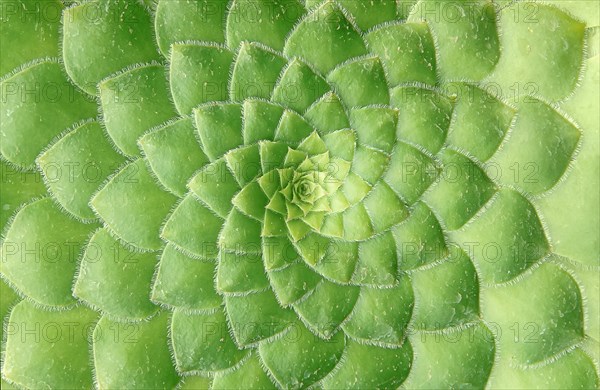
[178,375,212,390]
[217,250,269,293]
[225,290,294,346]
[0,161,47,231]
[2,301,97,389]
[188,158,240,218]
[322,129,355,162]
[262,235,299,271]
[74,228,158,320]
[233,181,268,220]
[283,148,308,168]
[488,3,586,101]
[321,339,412,389]
[342,203,373,241]
[272,59,330,113]
[366,22,436,86]
[139,118,209,197]
[294,280,359,337]
[410,246,480,330]
[0,0,62,76]
[490,99,580,194]
[161,194,223,258]
[349,106,398,154]
[333,0,399,30]
[313,240,358,283]
[0,61,97,168]
[242,100,284,144]
[155,0,227,56]
[195,103,244,160]
[294,232,330,266]
[259,142,289,173]
[225,145,262,186]
[451,189,549,284]
[258,321,345,389]
[171,309,247,372]
[352,231,398,286]
[230,42,287,101]
[284,2,367,74]
[268,261,320,305]
[539,53,600,266]
[226,0,304,52]
[297,131,327,155]
[320,212,344,237]
[482,262,585,364]
[169,43,234,116]
[405,323,495,389]
[99,64,178,156]
[571,264,599,342]
[350,145,390,185]
[94,312,180,389]
[390,86,453,154]
[342,281,414,346]
[219,208,263,253]
[423,149,497,230]
[445,82,516,161]
[487,348,599,390]
[409,0,500,81]
[212,352,276,389]
[274,110,314,144]
[394,203,447,271]
[340,172,371,205]
[321,192,350,216]
[91,159,177,251]
[0,279,19,348]
[363,181,409,232]
[383,142,439,205]
[327,57,389,107]
[0,198,96,306]
[62,0,160,94]
[37,121,125,220]
[304,92,350,134]
[262,209,288,236]
[151,244,221,310]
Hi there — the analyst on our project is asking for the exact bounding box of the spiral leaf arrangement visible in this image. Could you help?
[1,0,599,389]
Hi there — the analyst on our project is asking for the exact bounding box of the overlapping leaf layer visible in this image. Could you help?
[1,0,598,389]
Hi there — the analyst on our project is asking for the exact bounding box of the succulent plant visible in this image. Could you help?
[1,0,599,389]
